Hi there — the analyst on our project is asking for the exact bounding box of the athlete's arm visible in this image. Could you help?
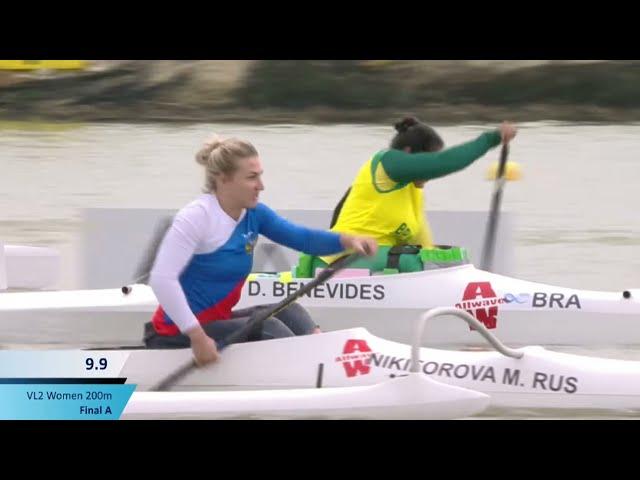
[148,204,206,333]
[381,130,502,183]
[257,204,344,255]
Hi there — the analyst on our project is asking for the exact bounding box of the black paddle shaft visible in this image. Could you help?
[150,252,362,392]
[220,252,360,347]
[480,144,509,272]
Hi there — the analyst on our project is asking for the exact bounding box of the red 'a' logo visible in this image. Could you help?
[335,339,372,377]
[455,282,503,329]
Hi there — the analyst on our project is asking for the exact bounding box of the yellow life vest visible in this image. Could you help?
[324,151,433,262]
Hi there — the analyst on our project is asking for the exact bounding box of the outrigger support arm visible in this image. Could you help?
[410,307,524,373]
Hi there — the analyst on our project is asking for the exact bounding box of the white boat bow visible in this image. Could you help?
[109,308,640,418]
[2,263,640,346]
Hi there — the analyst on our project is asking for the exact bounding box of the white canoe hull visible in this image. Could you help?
[2,264,640,346]
[111,328,640,416]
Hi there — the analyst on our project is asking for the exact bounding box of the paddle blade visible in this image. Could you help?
[132,215,173,284]
[486,160,522,181]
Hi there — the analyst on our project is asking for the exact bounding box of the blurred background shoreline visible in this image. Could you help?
[2,60,640,124]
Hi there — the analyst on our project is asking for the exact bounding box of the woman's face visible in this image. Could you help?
[220,155,265,209]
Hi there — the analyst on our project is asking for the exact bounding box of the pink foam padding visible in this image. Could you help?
[314,268,371,278]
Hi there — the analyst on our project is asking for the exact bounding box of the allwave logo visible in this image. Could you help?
[335,340,373,378]
[455,282,505,329]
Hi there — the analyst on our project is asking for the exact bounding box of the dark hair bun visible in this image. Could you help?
[394,116,419,133]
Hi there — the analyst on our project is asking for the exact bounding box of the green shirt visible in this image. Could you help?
[381,130,502,183]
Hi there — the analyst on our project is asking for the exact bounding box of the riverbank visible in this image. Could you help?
[1,60,638,124]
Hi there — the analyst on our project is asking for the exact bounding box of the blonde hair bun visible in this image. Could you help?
[195,134,224,166]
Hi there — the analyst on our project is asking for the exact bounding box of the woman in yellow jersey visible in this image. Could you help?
[301,117,517,276]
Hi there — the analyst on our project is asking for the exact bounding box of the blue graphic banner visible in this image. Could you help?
[0,384,136,420]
